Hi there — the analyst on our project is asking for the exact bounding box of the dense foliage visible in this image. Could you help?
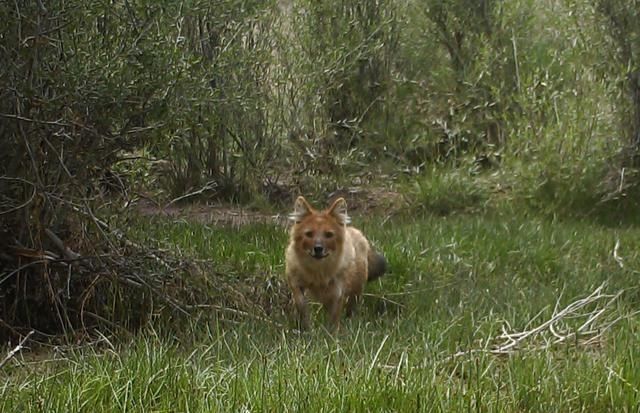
[1,0,639,340]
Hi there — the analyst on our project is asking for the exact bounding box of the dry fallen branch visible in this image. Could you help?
[375,284,635,371]
[45,228,81,261]
[446,283,628,360]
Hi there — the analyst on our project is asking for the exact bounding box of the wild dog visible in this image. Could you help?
[285,196,386,332]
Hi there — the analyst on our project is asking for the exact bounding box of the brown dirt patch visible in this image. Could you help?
[136,200,289,227]
[135,187,405,226]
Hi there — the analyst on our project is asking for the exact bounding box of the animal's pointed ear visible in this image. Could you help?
[328,197,350,225]
[289,196,313,223]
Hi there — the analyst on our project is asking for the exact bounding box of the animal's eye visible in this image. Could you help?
[324,231,334,238]
[304,230,313,238]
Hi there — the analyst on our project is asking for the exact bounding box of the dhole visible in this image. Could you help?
[285,196,386,332]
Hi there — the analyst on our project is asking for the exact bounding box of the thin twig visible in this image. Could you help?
[0,176,37,215]
[613,239,624,268]
[0,112,70,127]
[0,330,34,369]
[185,304,284,328]
[163,181,218,209]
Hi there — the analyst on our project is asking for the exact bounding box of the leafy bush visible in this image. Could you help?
[278,0,399,171]
[0,0,280,341]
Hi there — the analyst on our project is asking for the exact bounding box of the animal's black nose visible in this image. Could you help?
[313,246,324,255]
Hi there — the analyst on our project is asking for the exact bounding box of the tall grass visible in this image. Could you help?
[2,207,639,411]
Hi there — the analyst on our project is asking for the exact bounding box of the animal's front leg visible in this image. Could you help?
[323,281,345,333]
[345,294,360,318]
[290,285,310,330]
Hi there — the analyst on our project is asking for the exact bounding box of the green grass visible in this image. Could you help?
[2,208,640,412]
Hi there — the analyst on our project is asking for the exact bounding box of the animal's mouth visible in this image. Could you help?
[309,251,330,259]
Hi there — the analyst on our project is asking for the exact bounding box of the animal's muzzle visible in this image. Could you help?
[310,244,329,259]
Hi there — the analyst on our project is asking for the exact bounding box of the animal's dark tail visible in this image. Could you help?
[367,250,387,282]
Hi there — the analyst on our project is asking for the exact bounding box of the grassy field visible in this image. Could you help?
[1,205,640,412]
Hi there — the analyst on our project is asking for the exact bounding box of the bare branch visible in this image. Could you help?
[44,228,81,261]
[0,330,34,370]
[163,181,218,209]
[442,283,627,361]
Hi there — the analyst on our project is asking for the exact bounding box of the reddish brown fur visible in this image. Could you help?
[285,196,385,332]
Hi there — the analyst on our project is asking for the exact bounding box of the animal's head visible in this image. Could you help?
[289,196,350,260]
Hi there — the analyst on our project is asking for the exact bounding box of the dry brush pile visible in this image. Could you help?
[0,0,286,344]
